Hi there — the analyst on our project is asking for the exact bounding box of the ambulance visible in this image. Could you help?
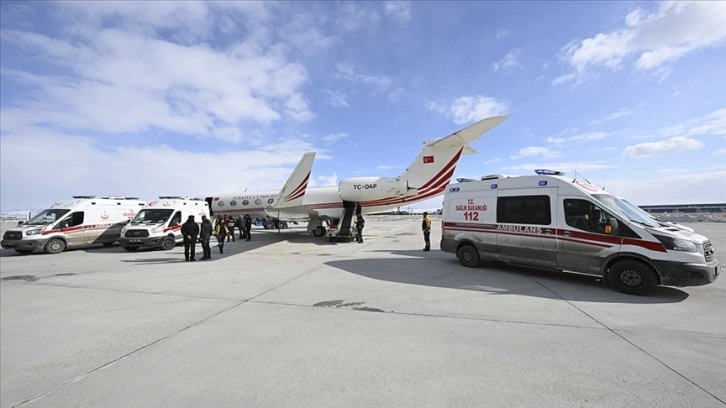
[440,170,720,295]
[1,196,145,255]
[118,197,210,251]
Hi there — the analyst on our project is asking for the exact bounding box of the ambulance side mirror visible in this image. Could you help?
[17,220,24,226]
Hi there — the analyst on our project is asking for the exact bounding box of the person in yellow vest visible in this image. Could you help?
[422,212,431,251]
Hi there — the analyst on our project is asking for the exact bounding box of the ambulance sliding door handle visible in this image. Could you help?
[562,231,572,237]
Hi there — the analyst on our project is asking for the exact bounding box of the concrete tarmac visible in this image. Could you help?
[1,217,725,407]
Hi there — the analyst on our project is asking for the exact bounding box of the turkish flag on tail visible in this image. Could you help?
[423,156,434,163]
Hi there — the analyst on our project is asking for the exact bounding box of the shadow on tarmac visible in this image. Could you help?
[330,249,689,304]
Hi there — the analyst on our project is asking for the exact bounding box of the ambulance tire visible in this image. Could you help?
[44,238,66,254]
[161,236,176,250]
[457,244,480,268]
[122,246,139,252]
[608,260,658,296]
[313,226,326,237]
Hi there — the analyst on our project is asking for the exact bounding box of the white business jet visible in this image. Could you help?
[206,115,508,237]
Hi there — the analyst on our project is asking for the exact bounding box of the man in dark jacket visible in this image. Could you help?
[355,215,365,243]
[199,215,213,260]
[244,214,253,241]
[235,216,244,240]
[181,215,200,261]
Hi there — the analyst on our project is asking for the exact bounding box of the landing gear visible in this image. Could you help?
[313,226,326,237]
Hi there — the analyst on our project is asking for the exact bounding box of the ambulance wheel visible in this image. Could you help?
[313,226,326,237]
[15,249,34,255]
[44,238,66,254]
[161,236,176,250]
[608,260,658,296]
[123,246,138,252]
[457,244,480,268]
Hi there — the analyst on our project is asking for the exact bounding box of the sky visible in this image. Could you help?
[1,1,725,214]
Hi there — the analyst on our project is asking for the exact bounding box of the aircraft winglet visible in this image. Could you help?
[271,152,316,209]
[426,115,509,151]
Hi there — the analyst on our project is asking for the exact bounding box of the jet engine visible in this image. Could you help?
[338,177,413,202]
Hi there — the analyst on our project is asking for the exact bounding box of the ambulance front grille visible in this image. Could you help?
[703,241,715,262]
[125,229,150,238]
[3,231,22,240]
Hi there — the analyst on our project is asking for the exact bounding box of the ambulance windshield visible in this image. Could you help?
[26,209,70,226]
[591,194,659,227]
[130,209,174,225]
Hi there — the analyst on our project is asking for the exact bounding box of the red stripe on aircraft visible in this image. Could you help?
[284,172,310,201]
[418,148,462,190]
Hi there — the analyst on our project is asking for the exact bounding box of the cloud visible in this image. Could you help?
[0,2,313,143]
[546,132,609,145]
[659,108,726,138]
[606,167,726,205]
[492,50,523,72]
[428,96,509,125]
[510,146,561,160]
[500,162,614,173]
[556,2,726,84]
[334,63,402,100]
[715,148,726,155]
[0,129,320,210]
[321,89,349,108]
[623,136,703,158]
[383,1,412,24]
[321,132,349,144]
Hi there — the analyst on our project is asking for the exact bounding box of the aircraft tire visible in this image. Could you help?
[313,226,326,237]
[264,220,275,229]
[279,221,288,229]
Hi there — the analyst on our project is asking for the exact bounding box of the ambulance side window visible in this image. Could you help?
[59,212,85,228]
[170,212,182,227]
[497,195,551,225]
[564,199,619,235]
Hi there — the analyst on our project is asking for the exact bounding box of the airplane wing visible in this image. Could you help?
[270,152,316,209]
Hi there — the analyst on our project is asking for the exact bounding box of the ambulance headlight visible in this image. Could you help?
[653,234,698,252]
[25,228,43,236]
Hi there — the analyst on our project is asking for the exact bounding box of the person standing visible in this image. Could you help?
[244,214,253,241]
[181,215,200,261]
[236,215,245,240]
[225,216,236,242]
[422,211,431,251]
[215,217,228,254]
[355,214,365,243]
[199,215,213,260]
[355,202,362,218]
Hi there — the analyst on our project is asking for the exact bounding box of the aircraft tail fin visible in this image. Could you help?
[400,115,508,191]
[271,152,316,209]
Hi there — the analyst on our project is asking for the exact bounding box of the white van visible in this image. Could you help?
[440,170,720,295]
[118,197,210,251]
[1,196,145,255]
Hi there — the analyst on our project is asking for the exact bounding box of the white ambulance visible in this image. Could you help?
[118,197,210,251]
[440,170,720,295]
[1,196,145,255]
